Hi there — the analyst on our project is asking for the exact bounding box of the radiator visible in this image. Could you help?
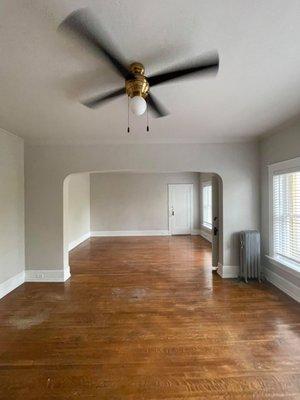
[239,230,261,282]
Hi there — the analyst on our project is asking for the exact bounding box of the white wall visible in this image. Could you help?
[66,173,90,250]
[25,142,260,278]
[260,118,300,298]
[0,129,24,297]
[90,172,200,233]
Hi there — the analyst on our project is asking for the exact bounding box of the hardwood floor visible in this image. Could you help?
[0,236,299,399]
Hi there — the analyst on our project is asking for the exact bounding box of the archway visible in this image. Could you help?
[63,171,224,277]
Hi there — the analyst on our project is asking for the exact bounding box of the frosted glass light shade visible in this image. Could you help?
[130,96,147,116]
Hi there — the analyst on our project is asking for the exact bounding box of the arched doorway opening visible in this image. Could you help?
[63,171,223,276]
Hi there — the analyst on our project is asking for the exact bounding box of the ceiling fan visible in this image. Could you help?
[59,8,219,119]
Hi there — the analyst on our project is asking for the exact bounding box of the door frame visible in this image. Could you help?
[168,183,193,235]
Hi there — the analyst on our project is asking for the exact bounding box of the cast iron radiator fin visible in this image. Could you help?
[239,230,261,282]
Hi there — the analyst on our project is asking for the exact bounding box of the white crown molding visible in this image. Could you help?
[0,127,23,140]
[264,267,300,303]
[25,266,70,282]
[68,232,91,251]
[0,271,25,300]
[91,230,171,237]
[217,264,239,278]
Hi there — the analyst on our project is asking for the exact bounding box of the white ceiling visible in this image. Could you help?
[1,0,300,144]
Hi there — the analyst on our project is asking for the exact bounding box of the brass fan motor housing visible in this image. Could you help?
[125,62,149,99]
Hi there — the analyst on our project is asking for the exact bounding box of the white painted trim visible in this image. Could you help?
[68,232,90,251]
[26,266,70,282]
[268,156,300,175]
[0,271,25,300]
[191,229,201,235]
[268,156,300,259]
[217,264,239,278]
[0,268,71,296]
[63,266,71,281]
[199,228,212,243]
[268,164,274,257]
[264,267,300,303]
[168,183,193,235]
[266,255,300,278]
[91,230,170,237]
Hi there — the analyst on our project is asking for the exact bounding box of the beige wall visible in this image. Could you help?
[66,173,90,248]
[25,142,260,272]
[90,172,200,232]
[260,118,300,289]
[0,129,24,284]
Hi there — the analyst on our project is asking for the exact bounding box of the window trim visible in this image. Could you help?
[201,181,212,231]
[268,156,300,272]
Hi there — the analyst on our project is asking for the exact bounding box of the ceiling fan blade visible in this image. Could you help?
[59,8,133,79]
[147,93,169,118]
[148,53,219,87]
[82,87,125,108]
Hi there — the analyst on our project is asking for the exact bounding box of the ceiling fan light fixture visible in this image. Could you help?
[59,9,219,119]
[130,95,147,116]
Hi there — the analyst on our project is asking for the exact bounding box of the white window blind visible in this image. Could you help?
[202,184,212,229]
[273,171,300,265]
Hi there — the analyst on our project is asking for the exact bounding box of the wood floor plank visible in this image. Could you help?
[0,236,299,399]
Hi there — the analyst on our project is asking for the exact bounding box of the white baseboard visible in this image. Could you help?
[265,267,300,303]
[0,271,25,300]
[199,229,212,243]
[26,266,71,282]
[0,267,71,299]
[191,229,201,235]
[68,232,90,251]
[217,264,239,278]
[91,230,170,237]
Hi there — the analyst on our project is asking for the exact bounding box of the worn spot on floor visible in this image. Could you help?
[8,310,49,330]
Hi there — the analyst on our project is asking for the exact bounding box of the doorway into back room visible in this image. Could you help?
[64,172,223,273]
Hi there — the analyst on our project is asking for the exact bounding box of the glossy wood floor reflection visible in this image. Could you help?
[0,236,300,399]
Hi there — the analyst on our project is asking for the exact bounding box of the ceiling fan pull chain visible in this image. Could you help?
[146,106,150,132]
[127,96,130,133]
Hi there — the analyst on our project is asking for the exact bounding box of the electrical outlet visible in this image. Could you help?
[36,273,44,279]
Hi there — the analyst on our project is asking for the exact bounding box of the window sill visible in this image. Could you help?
[201,224,212,232]
[266,255,300,278]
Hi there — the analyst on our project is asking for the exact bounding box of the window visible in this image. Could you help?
[202,183,212,229]
[269,157,300,271]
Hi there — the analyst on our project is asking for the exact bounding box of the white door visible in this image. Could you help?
[168,184,193,235]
